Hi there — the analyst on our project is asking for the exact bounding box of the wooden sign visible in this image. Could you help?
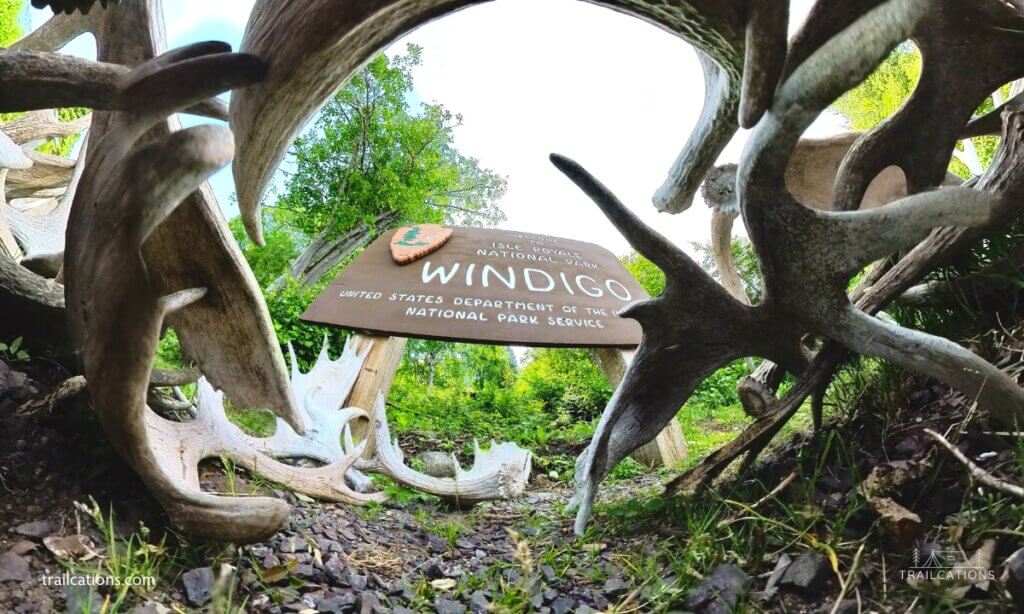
[302,227,647,347]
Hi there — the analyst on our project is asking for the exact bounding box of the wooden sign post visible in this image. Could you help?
[346,334,408,458]
[591,348,688,468]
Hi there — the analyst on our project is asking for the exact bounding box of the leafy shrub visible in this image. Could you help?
[517,349,611,421]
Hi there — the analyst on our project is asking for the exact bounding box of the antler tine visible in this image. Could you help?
[652,51,741,214]
[834,0,1024,211]
[549,153,696,283]
[738,2,789,129]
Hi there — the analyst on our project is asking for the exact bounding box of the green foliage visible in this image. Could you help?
[272,44,506,252]
[0,336,29,361]
[265,277,351,370]
[0,0,23,48]
[154,330,186,371]
[230,213,305,289]
[832,43,1000,179]
[621,252,665,296]
[833,44,921,131]
[516,349,611,421]
[70,497,164,611]
[389,342,550,447]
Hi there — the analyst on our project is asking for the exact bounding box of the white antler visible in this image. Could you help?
[195,336,532,504]
[346,394,532,505]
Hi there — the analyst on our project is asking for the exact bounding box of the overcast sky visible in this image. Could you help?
[29,0,845,258]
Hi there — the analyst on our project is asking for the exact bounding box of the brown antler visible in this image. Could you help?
[61,39,298,540]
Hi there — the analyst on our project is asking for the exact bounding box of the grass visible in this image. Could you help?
[60,498,167,613]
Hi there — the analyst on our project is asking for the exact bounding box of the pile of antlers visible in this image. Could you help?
[2,0,1023,541]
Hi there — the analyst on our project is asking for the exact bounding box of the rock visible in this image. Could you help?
[816,600,858,614]
[540,564,557,584]
[43,534,95,560]
[779,551,831,595]
[8,540,37,556]
[426,533,449,553]
[324,554,347,584]
[550,596,576,614]
[435,597,467,614]
[348,572,368,591]
[392,607,417,614]
[759,553,791,600]
[415,451,456,478]
[14,521,53,539]
[357,591,384,614]
[682,564,752,614]
[424,560,446,580]
[182,566,215,607]
[64,579,102,614]
[317,593,358,613]
[868,496,921,548]
[603,577,629,597]
[1002,547,1024,610]
[387,580,415,603]
[279,536,308,553]
[0,551,30,582]
[468,590,490,613]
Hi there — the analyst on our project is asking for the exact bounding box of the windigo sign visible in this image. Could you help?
[301,227,647,347]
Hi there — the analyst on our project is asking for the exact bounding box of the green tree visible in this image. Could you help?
[831,44,1002,178]
[0,0,23,47]
[621,252,665,296]
[517,348,612,421]
[265,44,506,290]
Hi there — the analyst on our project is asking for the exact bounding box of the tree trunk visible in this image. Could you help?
[269,211,397,292]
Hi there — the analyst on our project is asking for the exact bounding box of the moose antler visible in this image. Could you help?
[191,336,532,504]
[834,0,1024,211]
[61,38,301,540]
[346,394,533,505]
[553,0,1024,534]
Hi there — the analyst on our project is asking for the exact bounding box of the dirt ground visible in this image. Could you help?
[2,346,1024,613]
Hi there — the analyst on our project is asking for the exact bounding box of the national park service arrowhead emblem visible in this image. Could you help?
[389,224,452,265]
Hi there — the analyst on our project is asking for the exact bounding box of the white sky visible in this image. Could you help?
[28,0,845,259]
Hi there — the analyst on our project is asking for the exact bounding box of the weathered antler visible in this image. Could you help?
[2,139,86,277]
[60,39,307,541]
[83,0,302,424]
[158,377,382,508]
[196,336,533,504]
[555,0,1024,534]
[347,395,532,505]
[701,132,958,416]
